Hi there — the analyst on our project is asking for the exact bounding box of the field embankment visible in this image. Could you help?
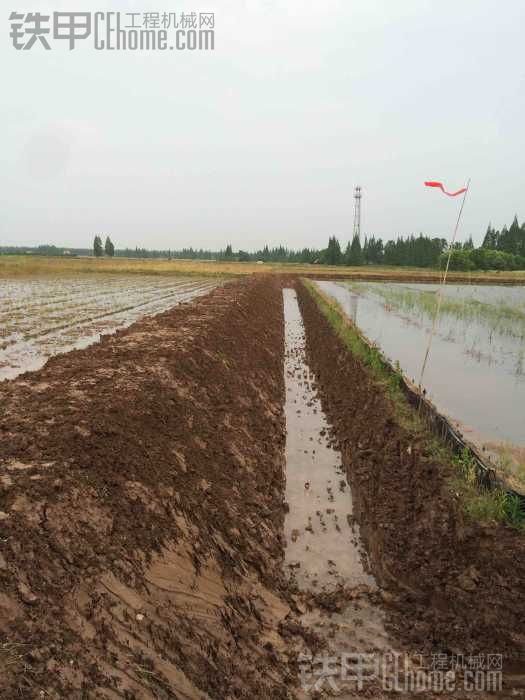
[2,254,525,284]
[0,276,302,698]
[297,280,525,665]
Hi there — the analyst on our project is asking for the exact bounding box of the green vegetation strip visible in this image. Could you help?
[303,278,525,529]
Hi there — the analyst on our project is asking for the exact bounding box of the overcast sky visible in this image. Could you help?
[2,0,524,251]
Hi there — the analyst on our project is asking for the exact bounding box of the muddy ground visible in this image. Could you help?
[1,274,525,698]
[0,276,306,698]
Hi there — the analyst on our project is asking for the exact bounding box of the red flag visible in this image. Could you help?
[424,181,467,197]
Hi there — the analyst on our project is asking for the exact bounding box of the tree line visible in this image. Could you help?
[444,216,525,271]
[3,216,525,271]
[111,234,451,268]
[236,234,450,268]
[0,234,453,267]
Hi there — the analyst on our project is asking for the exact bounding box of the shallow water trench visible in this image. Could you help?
[283,289,395,696]
[283,288,373,592]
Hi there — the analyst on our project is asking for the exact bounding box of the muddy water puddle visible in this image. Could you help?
[283,289,397,696]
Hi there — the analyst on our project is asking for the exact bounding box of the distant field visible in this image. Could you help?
[1,254,525,283]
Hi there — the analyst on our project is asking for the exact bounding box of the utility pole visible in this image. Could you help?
[352,185,362,241]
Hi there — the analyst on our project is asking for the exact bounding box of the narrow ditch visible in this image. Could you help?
[283,288,372,592]
[283,288,397,696]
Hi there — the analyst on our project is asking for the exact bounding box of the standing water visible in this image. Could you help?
[283,288,372,592]
[282,288,508,695]
[318,281,525,490]
[283,289,398,696]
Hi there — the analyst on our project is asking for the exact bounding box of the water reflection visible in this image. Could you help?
[283,288,373,592]
[318,281,525,450]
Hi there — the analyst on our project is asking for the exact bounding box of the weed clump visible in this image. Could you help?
[453,449,525,529]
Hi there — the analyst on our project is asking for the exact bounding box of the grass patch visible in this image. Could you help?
[303,279,525,530]
[485,442,525,493]
[2,255,525,282]
[452,450,525,529]
[0,255,235,279]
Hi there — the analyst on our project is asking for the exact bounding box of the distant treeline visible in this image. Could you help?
[0,236,450,267]
[444,216,525,271]
[0,245,92,256]
[3,216,525,270]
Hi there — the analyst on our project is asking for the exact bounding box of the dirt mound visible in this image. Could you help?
[296,281,525,666]
[0,277,302,698]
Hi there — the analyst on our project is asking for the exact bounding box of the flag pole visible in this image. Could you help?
[417,178,471,400]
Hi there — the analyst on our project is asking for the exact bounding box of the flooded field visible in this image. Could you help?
[318,280,525,486]
[0,275,220,381]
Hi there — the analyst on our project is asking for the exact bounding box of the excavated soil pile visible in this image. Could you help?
[0,276,300,699]
[297,281,525,667]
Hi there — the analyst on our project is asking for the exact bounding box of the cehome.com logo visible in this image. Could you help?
[9,11,215,51]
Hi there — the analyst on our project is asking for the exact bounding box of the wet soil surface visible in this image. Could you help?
[296,280,525,694]
[0,277,220,381]
[2,274,525,698]
[0,276,306,699]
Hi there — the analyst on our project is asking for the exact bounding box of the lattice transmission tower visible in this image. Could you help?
[352,186,362,241]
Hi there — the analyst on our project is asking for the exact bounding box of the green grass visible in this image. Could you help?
[485,443,525,493]
[452,449,524,528]
[303,279,525,530]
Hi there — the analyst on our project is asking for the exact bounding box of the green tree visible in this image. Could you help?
[362,236,383,264]
[498,225,511,253]
[104,236,115,257]
[93,235,103,257]
[346,234,363,266]
[323,236,342,265]
[482,224,497,249]
[507,215,522,255]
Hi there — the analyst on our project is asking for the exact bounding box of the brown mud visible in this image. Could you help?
[1,273,525,698]
[296,280,525,679]
[0,276,306,699]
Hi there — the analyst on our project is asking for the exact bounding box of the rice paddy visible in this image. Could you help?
[318,280,525,489]
[0,275,220,380]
